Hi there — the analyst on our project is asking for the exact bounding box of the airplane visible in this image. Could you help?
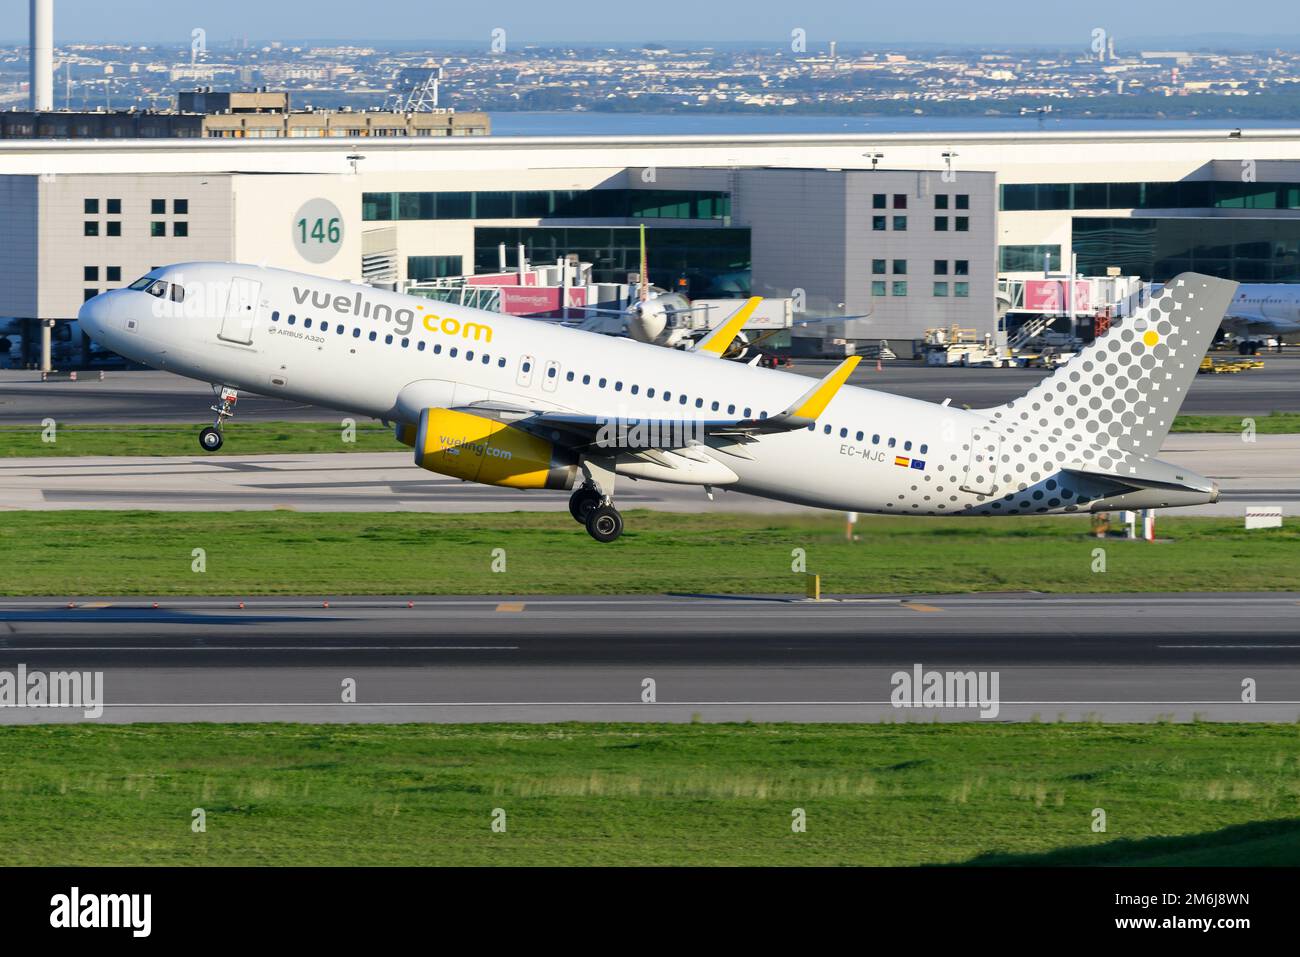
[78,263,1234,542]
[570,224,866,356]
[1218,283,1300,353]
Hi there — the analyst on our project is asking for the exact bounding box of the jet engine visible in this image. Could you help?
[412,408,577,490]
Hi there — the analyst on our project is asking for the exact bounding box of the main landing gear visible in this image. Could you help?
[199,385,239,452]
[568,463,624,543]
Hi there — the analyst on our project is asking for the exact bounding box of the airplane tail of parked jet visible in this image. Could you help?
[972,273,1236,500]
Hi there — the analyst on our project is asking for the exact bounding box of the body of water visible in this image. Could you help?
[488,111,1300,137]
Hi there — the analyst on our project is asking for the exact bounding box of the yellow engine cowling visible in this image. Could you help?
[414,408,577,490]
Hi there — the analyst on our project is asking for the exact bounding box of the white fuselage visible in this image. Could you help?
[79,262,1208,517]
[1222,284,1300,337]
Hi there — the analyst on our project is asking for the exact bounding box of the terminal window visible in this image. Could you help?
[1072,216,1300,282]
[106,199,121,215]
[999,245,1061,272]
[84,198,99,214]
[872,259,886,274]
[893,216,907,231]
[83,288,97,301]
[106,222,121,237]
[150,222,165,237]
[83,266,98,281]
[872,216,887,231]
[934,216,948,231]
[83,222,98,237]
[871,280,887,296]
[934,260,949,274]
[174,199,189,215]
[955,260,969,275]
[893,194,908,209]
[173,222,188,237]
[935,195,949,210]
[107,266,121,282]
[955,282,970,297]
[407,255,464,281]
[934,282,949,297]
[955,217,969,231]
[893,260,907,274]
[872,194,887,209]
[892,281,908,296]
[956,195,970,209]
[151,199,166,215]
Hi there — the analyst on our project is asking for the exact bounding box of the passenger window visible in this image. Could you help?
[582,374,591,385]
[548,366,558,377]
[630,385,639,395]
[743,408,751,417]
[856,431,864,441]
[566,371,575,381]
[711,401,719,411]
[416,339,424,349]
[840,428,848,438]
[727,404,735,414]
[920,444,928,454]
[498,357,505,367]
[402,338,410,348]
[904,441,912,451]
[288,315,296,325]
[368,330,376,341]
[824,425,832,434]
[647,388,655,398]
[888,437,896,448]
[449,347,457,357]
[466,350,473,361]
[337,326,345,335]
[872,434,880,444]
[304,318,313,329]
[679,395,687,405]
[385,334,393,344]
[599,378,607,388]
[521,360,530,372]
[355,328,362,338]
[695,398,703,408]
[614,381,622,391]
[271,311,280,322]
[482,354,490,364]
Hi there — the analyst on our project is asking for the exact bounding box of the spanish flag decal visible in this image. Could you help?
[894,456,926,470]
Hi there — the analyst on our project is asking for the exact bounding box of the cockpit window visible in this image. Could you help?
[128,276,156,290]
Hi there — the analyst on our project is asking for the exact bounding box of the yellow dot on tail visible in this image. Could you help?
[1142,330,1159,346]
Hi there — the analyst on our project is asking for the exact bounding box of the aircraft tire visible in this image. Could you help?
[569,487,602,524]
[585,505,624,543]
[199,427,223,452]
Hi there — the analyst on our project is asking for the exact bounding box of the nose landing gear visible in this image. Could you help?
[199,386,239,452]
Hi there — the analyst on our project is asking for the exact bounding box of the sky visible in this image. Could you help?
[4,0,1298,47]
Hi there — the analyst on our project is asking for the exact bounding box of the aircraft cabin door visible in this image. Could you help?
[960,427,1002,495]
[218,277,261,345]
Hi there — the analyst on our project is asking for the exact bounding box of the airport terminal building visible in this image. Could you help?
[2,127,1299,363]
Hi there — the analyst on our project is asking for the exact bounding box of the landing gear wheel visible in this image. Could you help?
[199,427,223,452]
[585,504,624,543]
[568,486,603,524]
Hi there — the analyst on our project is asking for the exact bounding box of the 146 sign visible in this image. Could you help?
[292,198,344,264]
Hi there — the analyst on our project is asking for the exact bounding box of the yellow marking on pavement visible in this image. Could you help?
[83,602,113,609]
[904,603,943,613]
[495,602,526,612]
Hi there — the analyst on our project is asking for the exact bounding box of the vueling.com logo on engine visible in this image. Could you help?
[291,286,494,342]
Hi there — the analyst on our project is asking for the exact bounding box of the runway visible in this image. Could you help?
[3,432,1296,516]
[0,592,1296,724]
[2,353,1297,425]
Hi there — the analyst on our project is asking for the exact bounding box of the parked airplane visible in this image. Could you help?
[79,263,1233,542]
[1220,284,1300,353]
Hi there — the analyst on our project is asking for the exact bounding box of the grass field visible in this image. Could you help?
[1170,412,1300,434]
[1,723,1297,865]
[1,511,1297,596]
[1,412,1297,457]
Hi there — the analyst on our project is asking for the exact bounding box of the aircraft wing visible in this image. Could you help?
[451,355,861,453]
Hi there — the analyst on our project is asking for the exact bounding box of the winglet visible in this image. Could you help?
[781,355,861,423]
[694,297,763,357]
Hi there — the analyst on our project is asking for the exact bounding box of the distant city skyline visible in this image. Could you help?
[4,0,1300,47]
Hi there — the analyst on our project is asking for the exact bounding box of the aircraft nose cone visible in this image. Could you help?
[78,292,108,341]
